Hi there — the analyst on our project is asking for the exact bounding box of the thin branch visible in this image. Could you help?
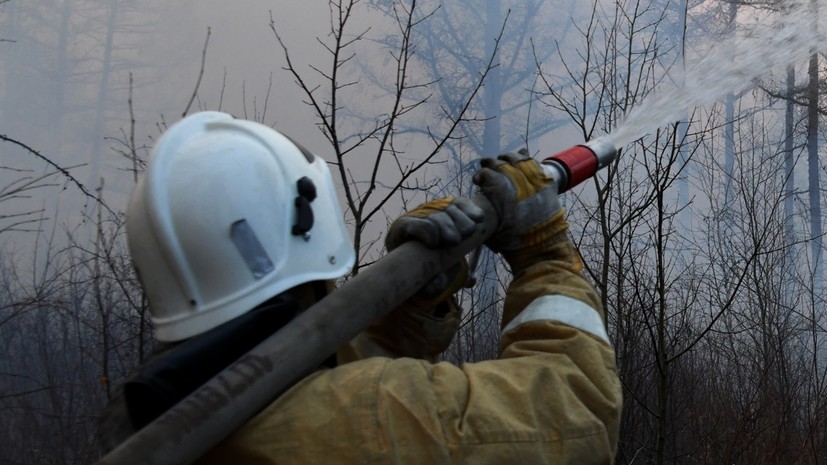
[361,11,510,225]
[0,134,115,216]
[182,26,211,118]
[759,83,827,117]
[128,72,138,183]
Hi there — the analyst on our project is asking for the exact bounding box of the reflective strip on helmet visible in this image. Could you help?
[230,220,275,279]
[502,294,611,346]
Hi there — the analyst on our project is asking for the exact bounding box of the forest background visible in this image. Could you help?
[2,1,827,464]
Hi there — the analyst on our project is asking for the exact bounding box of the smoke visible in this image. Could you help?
[0,1,332,255]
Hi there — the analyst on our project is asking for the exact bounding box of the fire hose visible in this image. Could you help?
[93,138,617,465]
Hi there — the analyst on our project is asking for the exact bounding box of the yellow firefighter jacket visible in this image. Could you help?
[196,257,622,465]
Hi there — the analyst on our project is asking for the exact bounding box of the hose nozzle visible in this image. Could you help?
[540,137,618,193]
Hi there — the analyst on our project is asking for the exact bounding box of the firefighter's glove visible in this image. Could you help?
[385,196,482,304]
[370,197,482,359]
[473,150,583,274]
[386,196,485,250]
[385,197,484,309]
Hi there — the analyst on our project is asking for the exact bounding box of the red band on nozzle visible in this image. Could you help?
[543,145,598,189]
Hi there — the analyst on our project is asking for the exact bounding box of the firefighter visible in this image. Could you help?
[99,111,621,464]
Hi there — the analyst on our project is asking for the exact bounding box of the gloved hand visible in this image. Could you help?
[344,196,484,361]
[384,195,483,319]
[473,149,583,274]
[385,196,485,249]
[343,259,467,362]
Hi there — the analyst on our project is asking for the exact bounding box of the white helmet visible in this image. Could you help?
[127,111,355,342]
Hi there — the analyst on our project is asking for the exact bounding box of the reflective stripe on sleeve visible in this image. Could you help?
[502,295,612,346]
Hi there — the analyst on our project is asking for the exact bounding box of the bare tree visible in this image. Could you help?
[0,0,195,202]
[270,0,500,273]
[529,0,823,463]
[366,0,581,157]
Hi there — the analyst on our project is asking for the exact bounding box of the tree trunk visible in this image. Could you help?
[52,0,72,142]
[481,0,503,156]
[807,50,821,286]
[806,1,824,461]
[785,64,796,279]
[654,156,670,465]
[469,0,505,362]
[0,2,20,119]
[724,92,735,206]
[722,1,738,209]
[674,0,691,231]
[88,0,119,189]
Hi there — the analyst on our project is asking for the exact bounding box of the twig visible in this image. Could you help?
[129,72,138,183]
[218,66,227,111]
[182,27,211,118]
[0,134,115,216]
[260,72,273,123]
